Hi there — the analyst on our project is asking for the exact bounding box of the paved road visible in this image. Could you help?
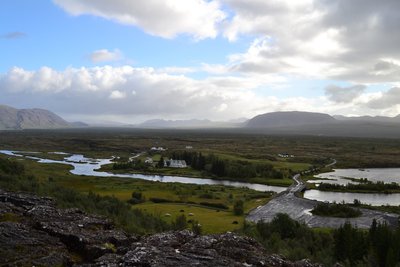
[247,171,399,229]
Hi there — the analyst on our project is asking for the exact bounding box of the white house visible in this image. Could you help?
[164,159,187,168]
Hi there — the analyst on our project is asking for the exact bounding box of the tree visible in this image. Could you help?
[158,156,164,168]
[333,222,368,265]
[233,199,244,215]
[127,191,145,205]
[270,213,299,239]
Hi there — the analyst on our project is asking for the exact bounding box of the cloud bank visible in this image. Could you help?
[2,66,400,123]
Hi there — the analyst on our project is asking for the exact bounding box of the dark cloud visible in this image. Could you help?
[325,85,366,103]
[223,0,400,83]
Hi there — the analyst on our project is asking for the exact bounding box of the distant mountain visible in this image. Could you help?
[333,115,400,123]
[136,119,241,129]
[246,111,336,128]
[0,105,87,130]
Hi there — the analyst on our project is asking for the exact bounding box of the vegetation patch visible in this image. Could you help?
[0,212,21,222]
[311,202,362,218]
[318,181,400,193]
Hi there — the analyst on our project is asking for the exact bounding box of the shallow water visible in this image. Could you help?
[310,168,400,185]
[304,189,400,206]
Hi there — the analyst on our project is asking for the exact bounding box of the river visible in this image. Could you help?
[306,168,400,205]
[4,150,400,205]
[0,150,286,193]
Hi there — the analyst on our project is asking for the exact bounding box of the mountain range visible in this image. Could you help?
[0,105,87,130]
[1,105,400,138]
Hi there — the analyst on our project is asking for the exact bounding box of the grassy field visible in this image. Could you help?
[4,154,271,233]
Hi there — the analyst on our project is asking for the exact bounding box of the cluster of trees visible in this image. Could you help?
[311,202,362,218]
[334,220,400,267]
[113,160,150,172]
[319,181,400,193]
[242,213,335,265]
[169,151,284,180]
[242,213,400,266]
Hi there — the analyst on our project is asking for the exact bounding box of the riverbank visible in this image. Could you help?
[99,163,294,187]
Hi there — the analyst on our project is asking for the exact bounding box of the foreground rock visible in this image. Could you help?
[0,189,321,266]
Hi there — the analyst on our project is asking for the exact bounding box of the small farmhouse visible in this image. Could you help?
[151,147,166,151]
[278,153,294,158]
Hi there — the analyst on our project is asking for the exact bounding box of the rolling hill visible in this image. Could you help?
[246,111,336,128]
[0,105,87,130]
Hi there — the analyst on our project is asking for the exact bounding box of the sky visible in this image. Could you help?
[1,0,400,124]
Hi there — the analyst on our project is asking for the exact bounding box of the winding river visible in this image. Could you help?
[3,150,400,205]
[0,150,286,193]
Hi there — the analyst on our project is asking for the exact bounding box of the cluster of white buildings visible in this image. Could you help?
[278,153,295,158]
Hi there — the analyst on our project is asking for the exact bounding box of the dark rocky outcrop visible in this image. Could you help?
[0,189,321,266]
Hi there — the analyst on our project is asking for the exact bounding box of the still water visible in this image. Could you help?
[304,189,400,206]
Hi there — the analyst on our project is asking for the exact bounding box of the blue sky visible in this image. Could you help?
[1,0,399,123]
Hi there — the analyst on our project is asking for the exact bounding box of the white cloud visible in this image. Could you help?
[0,65,267,122]
[109,90,125,99]
[53,0,226,40]
[90,49,122,63]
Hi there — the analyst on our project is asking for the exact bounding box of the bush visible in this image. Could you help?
[199,202,229,210]
[173,214,187,230]
[191,220,202,235]
[149,197,170,203]
[128,191,145,205]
